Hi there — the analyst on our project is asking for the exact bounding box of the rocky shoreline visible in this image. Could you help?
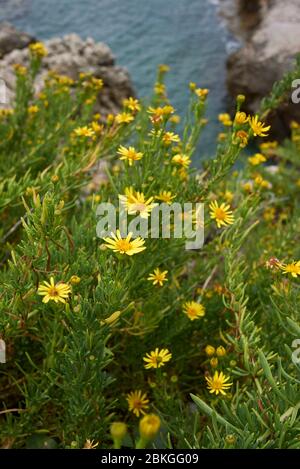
[224,0,300,137]
[0,22,135,116]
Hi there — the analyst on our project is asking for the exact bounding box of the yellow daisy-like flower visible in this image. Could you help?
[162,132,180,146]
[29,42,48,58]
[143,348,172,369]
[102,230,146,256]
[115,112,134,124]
[205,371,232,396]
[205,345,215,357]
[279,261,300,278]
[234,111,248,125]
[219,113,232,126]
[248,153,267,166]
[123,97,141,112]
[13,64,28,75]
[119,187,156,218]
[155,190,176,204]
[147,268,168,287]
[126,390,149,417]
[28,105,39,115]
[117,146,143,166]
[209,200,234,228]
[249,115,271,137]
[183,301,205,321]
[147,105,174,124]
[233,130,249,148]
[154,82,166,95]
[148,105,174,117]
[195,88,209,99]
[172,153,191,168]
[223,190,234,203]
[72,126,95,138]
[38,277,71,304]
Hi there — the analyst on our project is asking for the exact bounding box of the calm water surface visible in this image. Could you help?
[0,0,233,159]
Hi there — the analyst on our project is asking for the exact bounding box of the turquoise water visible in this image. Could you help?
[1,0,230,159]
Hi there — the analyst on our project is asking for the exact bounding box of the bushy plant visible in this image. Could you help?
[0,45,300,449]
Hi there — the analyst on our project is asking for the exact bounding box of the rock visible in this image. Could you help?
[0,23,135,116]
[0,22,35,58]
[225,0,300,137]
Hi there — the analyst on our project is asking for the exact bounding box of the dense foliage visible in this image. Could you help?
[0,45,300,449]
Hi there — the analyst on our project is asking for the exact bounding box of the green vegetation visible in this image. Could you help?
[0,45,300,449]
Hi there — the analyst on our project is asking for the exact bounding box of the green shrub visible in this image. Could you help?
[0,45,300,449]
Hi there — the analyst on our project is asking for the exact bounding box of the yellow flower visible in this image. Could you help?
[70,275,81,285]
[119,187,156,218]
[195,88,209,99]
[147,268,168,286]
[210,357,218,368]
[115,112,134,124]
[205,345,215,357]
[13,64,27,75]
[162,132,180,146]
[91,121,103,134]
[139,414,161,441]
[219,113,232,126]
[279,261,300,278]
[73,126,95,138]
[148,105,174,124]
[110,422,127,441]
[209,200,234,228]
[123,97,140,112]
[29,42,48,57]
[107,113,115,124]
[170,114,181,124]
[234,111,248,125]
[102,230,146,256]
[254,174,271,189]
[263,207,276,222]
[183,301,205,321]
[38,277,71,304]
[172,153,191,168]
[126,390,149,417]
[242,181,253,192]
[143,348,172,369]
[154,82,166,95]
[249,115,271,137]
[83,439,99,449]
[259,141,278,151]
[216,346,226,357]
[205,371,232,396]
[248,153,266,166]
[223,190,234,203]
[117,146,143,166]
[158,64,170,73]
[28,105,39,115]
[218,132,227,142]
[233,130,249,148]
[155,190,176,204]
[87,77,103,91]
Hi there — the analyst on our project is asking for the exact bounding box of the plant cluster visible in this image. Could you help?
[0,45,300,449]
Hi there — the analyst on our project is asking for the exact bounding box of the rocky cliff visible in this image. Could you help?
[225,0,300,137]
[0,22,135,115]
